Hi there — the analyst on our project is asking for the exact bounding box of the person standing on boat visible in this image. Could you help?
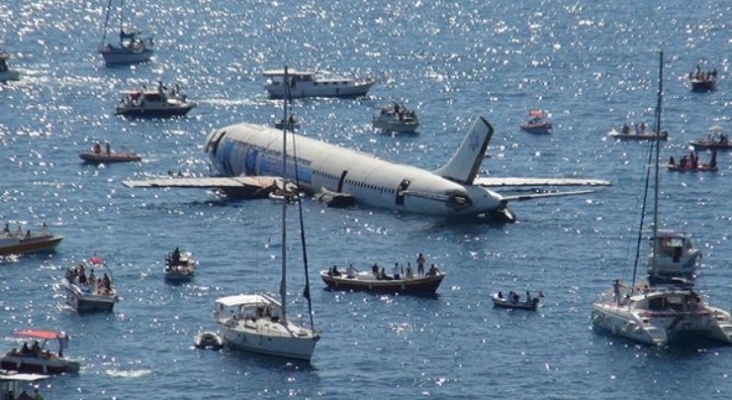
[417,253,426,276]
[346,263,357,278]
[105,142,111,156]
[392,262,401,280]
[93,142,101,155]
[612,279,624,304]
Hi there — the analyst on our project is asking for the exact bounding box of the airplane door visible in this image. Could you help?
[337,171,348,192]
[396,179,410,206]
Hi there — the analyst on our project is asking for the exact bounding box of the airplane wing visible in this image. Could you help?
[473,177,611,187]
[122,176,281,198]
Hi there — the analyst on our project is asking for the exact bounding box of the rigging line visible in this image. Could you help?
[631,133,655,293]
[288,77,315,330]
[100,0,114,48]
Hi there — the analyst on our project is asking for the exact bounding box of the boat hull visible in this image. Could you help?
[520,123,552,134]
[115,105,195,118]
[491,295,539,311]
[609,130,668,141]
[265,81,375,99]
[373,118,419,133]
[0,355,80,375]
[0,235,63,256]
[79,152,141,164]
[219,323,319,361]
[666,164,717,173]
[99,48,153,65]
[691,79,715,92]
[320,271,444,294]
[689,141,732,151]
[62,279,117,313]
[0,70,20,83]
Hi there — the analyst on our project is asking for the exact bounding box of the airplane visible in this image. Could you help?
[123,116,610,222]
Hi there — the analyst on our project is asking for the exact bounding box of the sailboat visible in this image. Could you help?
[214,67,320,361]
[591,52,732,346]
[98,0,154,65]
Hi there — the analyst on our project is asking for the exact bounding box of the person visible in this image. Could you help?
[103,273,111,290]
[668,156,675,166]
[427,264,439,276]
[31,341,40,356]
[416,253,426,276]
[41,222,50,236]
[497,291,503,299]
[21,342,30,354]
[105,142,111,155]
[34,388,43,400]
[15,225,23,237]
[405,262,413,279]
[93,142,101,155]
[331,265,341,277]
[526,290,532,302]
[2,222,9,234]
[346,263,357,278]
[371,263,379,276]
[709,150,717,169]
[88,269,96,289]
[25,229,31,239]
[380,267,392,280]
[612,279,623,304]
[172,247,181,265]
[18,390,32,400]
[392,262,401,280]
[512,292,520,302]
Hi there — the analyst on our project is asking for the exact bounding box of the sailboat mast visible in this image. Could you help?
[279,66,290,323]
[119,0,125,36]
[652,51,663,273]
[100,0,114,47]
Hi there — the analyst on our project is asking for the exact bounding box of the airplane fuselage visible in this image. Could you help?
[204,123,506,217]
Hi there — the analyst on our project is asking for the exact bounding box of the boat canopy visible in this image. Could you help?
[215,294,273,307]
[0,373,50,382]
[262,69,313,78]
[14,330,66,340]
[528,109,545,117]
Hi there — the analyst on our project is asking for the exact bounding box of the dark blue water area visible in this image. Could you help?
[1,0,732,398]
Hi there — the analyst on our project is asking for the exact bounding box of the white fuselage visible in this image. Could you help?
[204,123,506,217]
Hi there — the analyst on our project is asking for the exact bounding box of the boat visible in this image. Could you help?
[274,116,300,131]
[193,331,222,350]
[646,229,701,284]
[689,126,732,151]
[319,263,445,295]
[61,255,118,313]
[98,0,154,65]
[263,68,375,99]
[608,122,668,141]
[372,104,420,133]
[164,248,196,282]
[688,63,717,92]
[591,52,732,346]
[0,48,20,83]
[0,330,80,375]
[666,151,718,173]
[115,82,196,117]
[491,291,542,311]
[519,110,552,134]
[214,67,320,361]
[79,142,141,164]
[0,223,63,257]
[0,371,49,400]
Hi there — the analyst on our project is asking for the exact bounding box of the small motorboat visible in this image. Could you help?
[61,255,118,313]
[666,152,718,173]
[372,103,420,133]
[79,142,141,164]
[608,125,668,141]
[491,291,541,311]
[688,64,717,92]
[0,330,80,375]
[115,82,197,118]
[0,223,63,256]
[194,331,223,350]
[274,116,300,131]
[0,48,21,83]
[689,126,732,151]
[520,110,552,134]
[164,248,196,282]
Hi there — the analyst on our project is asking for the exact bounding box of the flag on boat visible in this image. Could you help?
[90,254,104,265]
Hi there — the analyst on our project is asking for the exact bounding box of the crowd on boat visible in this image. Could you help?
[2,222,52,240]
[689,64,717,83]
[619,122,648,135]
[495,290,543,303]
[380,103,416,121]
[668,150,717,171]
[326,252,441,280]
[64,261,113,296]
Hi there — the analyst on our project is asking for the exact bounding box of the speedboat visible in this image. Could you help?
[115,83,196,118]
[319,268,445,295]
[591,287,732,346]
[0,49,20,83]
[520,110,552,134]
[689,126,732,151]
[0,330,80,375]
[263,68,375,99]
[215,294,320,360]
[164,249,196,282]
[0,223,63,256]
[491,292,541,311]
[372,104,420,133]
[689,65,717,92]
[194,331,222,350]
[61,255,117,313]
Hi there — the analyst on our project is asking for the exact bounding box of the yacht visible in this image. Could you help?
[263,69,375,99]
[115,83,196,117]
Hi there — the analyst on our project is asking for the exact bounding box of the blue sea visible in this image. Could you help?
[2,0,732,398]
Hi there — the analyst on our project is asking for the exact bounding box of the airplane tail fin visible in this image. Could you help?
[433,116,493,185]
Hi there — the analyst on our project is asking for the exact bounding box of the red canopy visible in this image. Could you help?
[528,109,544,117]
[90,254,104,266]
[14,330,64,340]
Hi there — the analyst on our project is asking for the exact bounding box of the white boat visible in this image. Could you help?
[0,223,63,257]
[115,83,197,118]
[491,292,541,311]
[646,229,701,283]
[274,116,300,131]
[0,372,49,400]
[608,127,668,141]
[372,104,420,133]
[215,67,320,361]
[263,68,375,99]
[98,0,154,65]
[61,255,118,313]
[0,330,80,375]
[0,48,20,83]
[164,248,196,282]
[591,52,732,346]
